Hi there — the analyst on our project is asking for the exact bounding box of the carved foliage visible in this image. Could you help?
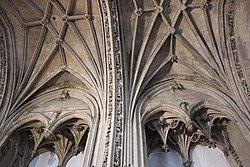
[0,27,7,106]
[2,119,90,167]
[101,0,124,166]
[101,0,114,165]
[36,121,89,166]
[148,108,243,167]
[155,117,198,167]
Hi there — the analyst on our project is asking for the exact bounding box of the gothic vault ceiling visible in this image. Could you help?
[0,0,249,144]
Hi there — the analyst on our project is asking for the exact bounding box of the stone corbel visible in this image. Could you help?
[171,80,184,92]
[60,90,70,101]
[179,101,189,113]
[30,126,46,157]
[157,118,180,152]
[70,122,88,153]
[53,134,74,167]
[191,107,227,140]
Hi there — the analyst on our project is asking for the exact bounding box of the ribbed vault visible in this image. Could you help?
[0,0,249,167]
[0,0,105,122]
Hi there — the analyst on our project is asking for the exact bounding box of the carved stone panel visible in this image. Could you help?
[0,26,7,108]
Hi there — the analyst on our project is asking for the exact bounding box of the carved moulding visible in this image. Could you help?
[140,77,250,142]
[145,106,243,167]
[0,11,15,126]
[35,119,89,167]
[224,0,250,100]
[132,77,248,166]
[0,27,6,107]
[0,116,90,167]
[135,80,247,166]
[221,0,250,128]
[0,87,100,167]
[99,0,125,166]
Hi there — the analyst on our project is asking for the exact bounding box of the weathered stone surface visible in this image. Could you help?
[0,0,249,166]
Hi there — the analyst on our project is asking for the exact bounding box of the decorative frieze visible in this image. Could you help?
[226,0,250,99]
[0,1,249,167]
[101,0,124,166]
[0,29,7,106]
[101,0,113,166]
[222,127,243,167]
[111,0,124,166]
